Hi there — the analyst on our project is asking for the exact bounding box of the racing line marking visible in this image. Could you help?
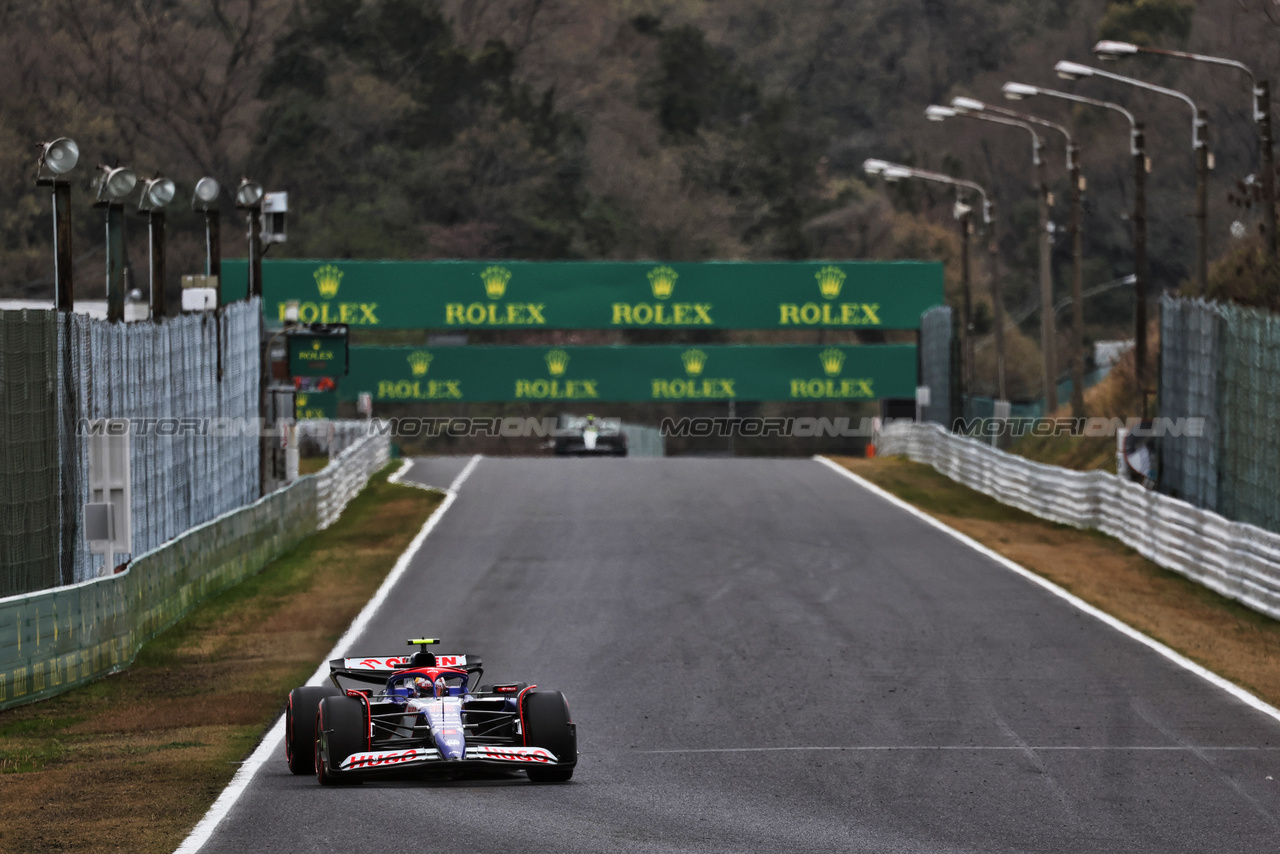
[173,455,482,854]
[813,455,1280,728]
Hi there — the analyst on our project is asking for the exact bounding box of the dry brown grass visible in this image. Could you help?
[832,455,1280,706]
[0,467,442,854]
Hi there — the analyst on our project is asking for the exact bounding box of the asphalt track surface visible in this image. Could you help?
[197,457,1280,853]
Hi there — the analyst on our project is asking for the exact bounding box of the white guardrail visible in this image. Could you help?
[876,422,1280,621]
[316,427,391,529]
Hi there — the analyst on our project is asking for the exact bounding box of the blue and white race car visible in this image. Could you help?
[285,639,577,785]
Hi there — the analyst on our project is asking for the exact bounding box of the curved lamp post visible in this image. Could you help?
[1096,39,1275,258]
[1004,81,1151,405]
[1055,60,1210,295]
[867,156,1001,404]
[953,96,1071,413]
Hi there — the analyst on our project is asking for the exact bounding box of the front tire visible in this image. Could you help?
[286,685,340,774]
[315,695,368,786]
[523,691,577,783]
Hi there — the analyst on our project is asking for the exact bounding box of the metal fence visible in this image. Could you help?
[0,430,391,711]
[68,301,261,580]
[0,311,77,594]
[875,421,1280,622]
[919,306,953,426]
[1160,296,1280,533]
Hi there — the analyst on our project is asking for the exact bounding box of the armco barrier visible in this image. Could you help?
[875,422,1280,622]
[0,429,389,710]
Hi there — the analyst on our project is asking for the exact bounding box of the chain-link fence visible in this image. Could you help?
[1160,296,1280,534]
[1159,297,1222,512]
[919,306,953,426]
[1217,303,1280,532]
[1,311,77,594]
[67,300,261,580]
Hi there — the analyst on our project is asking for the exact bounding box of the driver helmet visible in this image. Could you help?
[412,676,433,697]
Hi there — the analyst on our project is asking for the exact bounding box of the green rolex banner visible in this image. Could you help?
[221,259,942,330]
[295,390,338,420]
[340,344,917,403]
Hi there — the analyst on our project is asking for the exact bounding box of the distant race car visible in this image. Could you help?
[285,639,577,785]
[553,415,627,456]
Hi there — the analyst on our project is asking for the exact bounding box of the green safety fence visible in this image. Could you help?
[1216,303,1280,532]
[0,474,317,710]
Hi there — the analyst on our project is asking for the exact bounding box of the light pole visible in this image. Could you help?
[138,177,176,322]
[1095,40,1275,259]
[94,165,138,323]
[1004,81,1148,409]
[235,178,265,299]
[953,96,1071,414]
[36,138,80,311]
[928,103,1053,404]
[193,178,222,303]
[864,159,994,405]
[1055,61,1210,296]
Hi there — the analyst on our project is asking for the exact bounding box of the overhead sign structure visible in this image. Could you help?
[341,344,918,403]
[221,260,943,330]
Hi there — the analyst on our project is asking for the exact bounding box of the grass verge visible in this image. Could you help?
[832,455,1280,709]
[0,464,442,854]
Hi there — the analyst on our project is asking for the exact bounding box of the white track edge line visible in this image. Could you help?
[813,455,1280,727]
[174,455,477,854]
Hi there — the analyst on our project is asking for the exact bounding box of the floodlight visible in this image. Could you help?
[39,138,80,176]
[925,105,956,121]
[951,96,985,113]
[862,158,892,175]
[1094,40,1139,61]
[139,177,176,211]
[193,177,220,209]
[97,166,137,202]
[1055,61,1094,81]
[1002,83,1038,100]
[235,179,264,207]
[883,167,912,182]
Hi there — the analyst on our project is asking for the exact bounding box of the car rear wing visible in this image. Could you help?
[327,654,484,689]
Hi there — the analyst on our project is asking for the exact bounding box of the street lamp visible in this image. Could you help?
[867,157,997,405]
[138,177,175,323]
[235,178,265,299]
[1055,60,1211,294]
[95,165,138,323]
[927,103,1056,404]
[1004,81,1151,406]
[1095,39,1275,258]
[35,138,80,311]
[193,177,222,306]
[953,96,1071,413]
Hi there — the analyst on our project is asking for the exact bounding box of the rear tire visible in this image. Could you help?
[285,685,339,774]
[315,695,368,786]
[523,691,577,783]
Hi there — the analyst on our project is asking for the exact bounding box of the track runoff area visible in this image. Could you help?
[180,456,1280,854]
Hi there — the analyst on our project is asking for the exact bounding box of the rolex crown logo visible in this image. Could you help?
[820,347,845,376]
[297,394,309,406]
[311,339,322,350]
[545,348,570,377]
[314,264,343,299]
[481,266,512,300]
[407,350,433,377]
[681,349,707,376]
[815,265,846,300]
[647,265,678,300]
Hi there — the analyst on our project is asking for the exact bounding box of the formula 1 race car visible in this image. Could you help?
[553,415,628,456]
[285,639,577,785]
